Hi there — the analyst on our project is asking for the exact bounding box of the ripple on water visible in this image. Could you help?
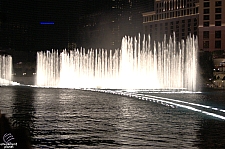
[0,87,225,148]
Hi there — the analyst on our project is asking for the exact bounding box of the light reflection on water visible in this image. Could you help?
[0,86,225,148]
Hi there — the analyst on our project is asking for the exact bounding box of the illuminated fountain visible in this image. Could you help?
[36,33,198,91]
[0,55,13,85]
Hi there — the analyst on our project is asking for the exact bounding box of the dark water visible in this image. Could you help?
[0,86,225,148]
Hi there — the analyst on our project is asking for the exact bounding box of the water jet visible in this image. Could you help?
[36,33,198,91]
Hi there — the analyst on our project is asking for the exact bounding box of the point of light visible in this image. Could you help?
[40,22,55,25]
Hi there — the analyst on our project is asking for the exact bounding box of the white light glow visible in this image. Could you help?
[36,34,198,91]
[97,89,225,120]
[0,55,14,85]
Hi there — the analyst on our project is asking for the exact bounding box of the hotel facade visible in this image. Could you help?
[142,0,225,52]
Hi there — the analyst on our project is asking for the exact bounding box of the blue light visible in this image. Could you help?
[40,22,55,25]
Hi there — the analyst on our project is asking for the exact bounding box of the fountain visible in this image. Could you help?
[36,33,198,91]
[0,54,13,85]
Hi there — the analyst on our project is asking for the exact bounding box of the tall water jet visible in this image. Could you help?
[36,34,198,91]
[0,54,13,85]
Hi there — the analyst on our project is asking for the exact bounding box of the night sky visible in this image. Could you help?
[1,1,85,51]
[0,0,152,52]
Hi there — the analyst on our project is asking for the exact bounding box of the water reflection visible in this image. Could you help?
[1,87,225,148]
[11,87,36,133]
[195,119,225,148]
[0,87,14,115]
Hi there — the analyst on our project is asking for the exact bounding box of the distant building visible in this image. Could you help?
[212,57,225,88]
[198,0,225,52]
[142,0,225,52]
[12,61,36,85]
[0,50,10,56]
[143,0,199,43]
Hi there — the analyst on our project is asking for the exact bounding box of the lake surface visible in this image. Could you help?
[0,86,225,148]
